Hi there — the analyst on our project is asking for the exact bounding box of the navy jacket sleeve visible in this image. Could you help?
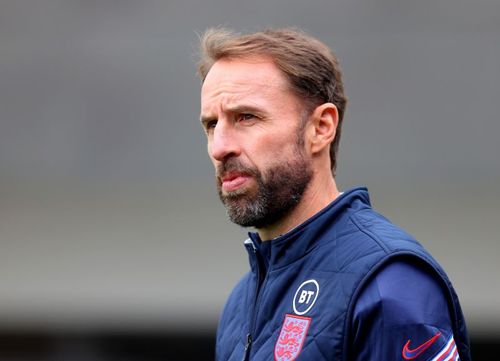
[351,260,461,361]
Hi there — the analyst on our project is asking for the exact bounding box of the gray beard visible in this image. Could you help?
[217,152,313,229]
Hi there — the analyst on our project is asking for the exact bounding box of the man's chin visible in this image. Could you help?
[219,184,256,200]
[221,193,253,209]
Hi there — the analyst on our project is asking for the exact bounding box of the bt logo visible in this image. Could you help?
[298,289,316,304]
[293,279,320,315]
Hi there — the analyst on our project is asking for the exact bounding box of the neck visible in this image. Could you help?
[257,173,339,241]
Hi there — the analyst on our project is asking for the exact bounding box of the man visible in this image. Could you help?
[198,28,470,361]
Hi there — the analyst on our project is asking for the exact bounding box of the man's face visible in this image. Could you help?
[200,57,313,229]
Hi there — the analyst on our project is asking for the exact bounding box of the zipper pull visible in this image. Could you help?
[242,333,252,361]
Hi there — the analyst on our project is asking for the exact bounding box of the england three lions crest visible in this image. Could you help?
[274,314,311,361]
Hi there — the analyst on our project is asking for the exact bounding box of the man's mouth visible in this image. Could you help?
[220,172,252,193]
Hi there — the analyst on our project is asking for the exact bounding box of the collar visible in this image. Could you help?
[245,187,371,270]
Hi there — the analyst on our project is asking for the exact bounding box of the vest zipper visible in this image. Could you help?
[241,333,252,361]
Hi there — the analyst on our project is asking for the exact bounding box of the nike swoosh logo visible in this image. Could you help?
[402,332,442,360]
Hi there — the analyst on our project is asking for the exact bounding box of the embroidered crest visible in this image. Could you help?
[274,314,311,361]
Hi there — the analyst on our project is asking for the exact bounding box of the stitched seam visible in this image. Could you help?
[349,212,391,254]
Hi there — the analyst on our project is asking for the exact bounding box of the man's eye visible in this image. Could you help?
[238,114,255,122]
[206,120,217,130]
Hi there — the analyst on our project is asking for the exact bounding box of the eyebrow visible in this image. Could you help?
[200,104,265,124]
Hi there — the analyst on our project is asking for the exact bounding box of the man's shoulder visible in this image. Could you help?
[315,187,421,254]
[314,203,428,265]
[345,206,425,254]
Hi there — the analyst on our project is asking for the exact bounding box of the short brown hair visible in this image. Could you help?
[197,27,347,175]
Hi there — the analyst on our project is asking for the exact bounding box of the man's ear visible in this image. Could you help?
[308,103,338,155]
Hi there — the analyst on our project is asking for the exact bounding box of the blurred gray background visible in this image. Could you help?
[0,0,499,358]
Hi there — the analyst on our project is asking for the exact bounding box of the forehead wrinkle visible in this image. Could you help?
[202,83,266,119]
[200,59,292,119]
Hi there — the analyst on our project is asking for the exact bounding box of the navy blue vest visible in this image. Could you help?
[215,188,470,361]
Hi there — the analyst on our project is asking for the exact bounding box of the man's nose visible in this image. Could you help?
[209,122,241,162]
